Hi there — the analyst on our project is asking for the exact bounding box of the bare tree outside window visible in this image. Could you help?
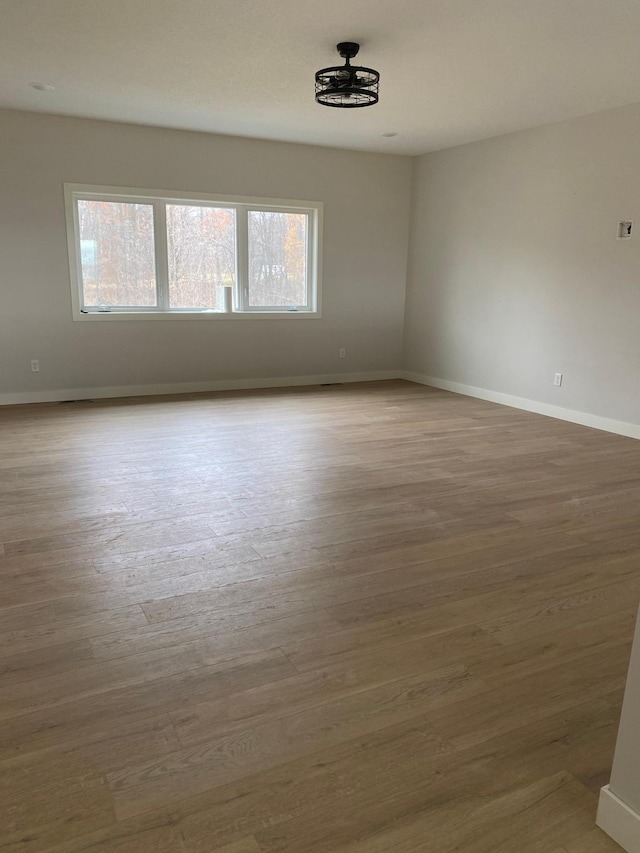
[78,200,156,306]
[167,205,236,308]
[248,211,307,307]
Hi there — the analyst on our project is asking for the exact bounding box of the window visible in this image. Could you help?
[64,185,322,320]
[247,210,307,308]
[77,200,157,307]
[166,205,236,310]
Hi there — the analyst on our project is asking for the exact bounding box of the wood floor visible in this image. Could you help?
[1,379,637,852]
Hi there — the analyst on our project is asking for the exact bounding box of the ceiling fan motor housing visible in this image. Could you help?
[337,42,360,60]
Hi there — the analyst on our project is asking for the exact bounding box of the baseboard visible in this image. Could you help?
[8,371,640,442]
[0,370,402,406]
[597,786,640,852]
[402,371,640,441]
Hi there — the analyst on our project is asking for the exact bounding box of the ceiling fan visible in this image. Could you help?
[315,42,380,108]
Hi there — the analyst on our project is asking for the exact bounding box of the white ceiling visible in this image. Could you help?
[2,0,640,155]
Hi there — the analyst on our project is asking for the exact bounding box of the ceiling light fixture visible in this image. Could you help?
[315,42,379,109]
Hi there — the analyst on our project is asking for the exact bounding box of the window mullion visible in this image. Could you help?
[306,212,313,311]
[154,201,170,311]
[73,197,87,312]
[236,206,249,311]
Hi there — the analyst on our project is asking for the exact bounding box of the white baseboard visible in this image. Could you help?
[0,370,402,406]
[7,370,640,444]
[597,786,640,852]
[402,371,640,441]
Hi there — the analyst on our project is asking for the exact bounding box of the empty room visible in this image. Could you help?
[3,1,640,851]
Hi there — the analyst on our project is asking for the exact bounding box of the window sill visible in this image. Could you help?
[73,310,321,322]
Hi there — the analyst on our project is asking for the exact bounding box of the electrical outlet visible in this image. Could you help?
[31,359,40,373]
[339,348,346,359]
[554,372,562,387]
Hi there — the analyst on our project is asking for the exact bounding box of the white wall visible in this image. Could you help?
[403,102,640,429]
[6,102,640,425]
[610,606,640,812]
[597,607,640,852]
[0,110,411,401]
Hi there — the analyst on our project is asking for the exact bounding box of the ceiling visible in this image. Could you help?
[2,0,640,155]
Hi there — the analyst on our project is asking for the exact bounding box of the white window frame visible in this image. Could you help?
[64,184,323,321]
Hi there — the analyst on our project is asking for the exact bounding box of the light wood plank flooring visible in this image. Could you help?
[0,379,636,852]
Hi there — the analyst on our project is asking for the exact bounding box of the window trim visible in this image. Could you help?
[64,183,323,321]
